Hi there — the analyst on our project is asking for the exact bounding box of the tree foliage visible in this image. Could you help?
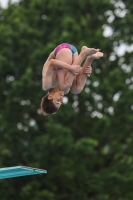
[0,0,133,199]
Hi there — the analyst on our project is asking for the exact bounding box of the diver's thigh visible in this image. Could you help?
[56,68,66,88]
[55,48,72,65]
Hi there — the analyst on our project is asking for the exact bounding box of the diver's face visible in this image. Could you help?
[48,91,64,109]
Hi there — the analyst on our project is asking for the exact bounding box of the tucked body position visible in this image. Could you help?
[41,43,103,115]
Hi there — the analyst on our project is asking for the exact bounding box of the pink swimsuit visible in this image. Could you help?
[54,43,77,56]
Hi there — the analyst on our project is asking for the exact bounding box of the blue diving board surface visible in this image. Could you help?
[0,166,47,179]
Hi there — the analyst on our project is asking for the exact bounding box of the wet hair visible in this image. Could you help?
[40,94,58,115]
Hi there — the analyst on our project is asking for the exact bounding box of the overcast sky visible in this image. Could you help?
[0,0,19,8]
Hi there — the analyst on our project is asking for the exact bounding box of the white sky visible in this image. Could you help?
[0,0,19,8]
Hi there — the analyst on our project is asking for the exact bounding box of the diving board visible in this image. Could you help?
[0,166,47,179]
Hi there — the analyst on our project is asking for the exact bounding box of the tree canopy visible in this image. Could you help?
[0,0,133,199]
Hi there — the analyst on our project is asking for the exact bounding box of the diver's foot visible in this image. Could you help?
[90,51,104,59]
[80,46,100,57]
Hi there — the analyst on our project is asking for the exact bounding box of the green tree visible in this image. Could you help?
[0,0,133,199]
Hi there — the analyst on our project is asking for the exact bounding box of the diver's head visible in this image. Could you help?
[41,88,64,115]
